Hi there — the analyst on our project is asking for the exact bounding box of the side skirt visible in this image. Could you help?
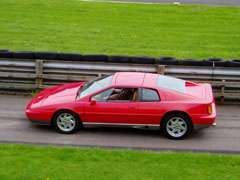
[82,122,160,131]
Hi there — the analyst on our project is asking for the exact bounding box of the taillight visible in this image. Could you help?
[207,104,212,114]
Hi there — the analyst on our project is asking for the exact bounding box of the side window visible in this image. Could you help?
[108,88,138,102]
[141,88,160,102]
[91,88,114,102]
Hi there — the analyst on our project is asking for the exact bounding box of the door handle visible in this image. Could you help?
[129,107,135,110]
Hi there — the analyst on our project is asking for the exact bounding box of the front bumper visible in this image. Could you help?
[26,108,52,126]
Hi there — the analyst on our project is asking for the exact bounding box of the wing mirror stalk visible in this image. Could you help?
[90,99,96,106]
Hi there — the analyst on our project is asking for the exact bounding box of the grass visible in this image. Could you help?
[29,90,39,97]
[0,144,240,180]
[0,0,240,59]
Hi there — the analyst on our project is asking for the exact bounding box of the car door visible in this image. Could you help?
[138,88,165,125]
[84,87,139,124]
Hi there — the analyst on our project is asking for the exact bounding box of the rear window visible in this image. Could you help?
[157,75,185,93]
[141,88,160,102]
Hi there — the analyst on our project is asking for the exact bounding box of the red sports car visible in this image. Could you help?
[26,72,216,139]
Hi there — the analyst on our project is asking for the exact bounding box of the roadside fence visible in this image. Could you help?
[0,57,240,105]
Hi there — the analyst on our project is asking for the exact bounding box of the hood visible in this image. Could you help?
[42,82,86,106]
[30,82,86,108]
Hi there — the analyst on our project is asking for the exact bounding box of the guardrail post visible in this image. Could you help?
[157,65,165,74]
[220,79,225,105]
[35,60,43,92]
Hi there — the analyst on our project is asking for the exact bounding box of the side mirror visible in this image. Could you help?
[90,98,96,106]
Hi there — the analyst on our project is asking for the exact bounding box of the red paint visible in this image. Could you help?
[84,101,139,124]
[26,72,216,128]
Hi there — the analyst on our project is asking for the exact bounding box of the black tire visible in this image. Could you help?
[131,55,155,64]
[53,110,81,134]
[58,53,83,61]
[227,59,240,67]
[0,49,13,58]
[203,58,226,67]
[161,113,192,140]
[36,51,58,60]
[179,58,202,66]
[155,56,178,65]
[13,51,35,59]
[107,55,131,63]
[83,54,107,62]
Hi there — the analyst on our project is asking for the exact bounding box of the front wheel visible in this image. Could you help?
[161,113,192,140]
[53,111,80,134]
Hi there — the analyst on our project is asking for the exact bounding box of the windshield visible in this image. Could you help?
[77,75,113,99]
[157,75,185,93]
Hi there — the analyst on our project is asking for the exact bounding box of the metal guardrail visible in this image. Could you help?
[0,58,240,104]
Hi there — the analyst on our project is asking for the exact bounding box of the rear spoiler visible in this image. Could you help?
[204,83,215,103]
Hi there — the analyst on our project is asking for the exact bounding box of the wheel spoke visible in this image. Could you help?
[178,122,185,125]
[70,120,75,125]
[59,121,65,126]
[175,118,179,123]
[168,125,174,129]
[59,117,65,121]
[180,126,186,131]
[172,128,177,133]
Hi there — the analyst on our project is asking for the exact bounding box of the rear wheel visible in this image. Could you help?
[53,111,80,134]
[162,113,192,139]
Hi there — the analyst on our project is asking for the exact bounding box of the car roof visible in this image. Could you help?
[112,72,158,88]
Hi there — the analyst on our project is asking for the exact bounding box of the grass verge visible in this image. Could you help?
[0,0,240,59]
[0,144,240,179]
[29,90,39,97]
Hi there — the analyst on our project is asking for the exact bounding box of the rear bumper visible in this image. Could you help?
[191,103,216,130]
[194,123,211,130]
[30,119,51,126]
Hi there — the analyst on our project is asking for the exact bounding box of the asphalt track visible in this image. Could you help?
[85,0,240,6]
[0,95,240,154]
